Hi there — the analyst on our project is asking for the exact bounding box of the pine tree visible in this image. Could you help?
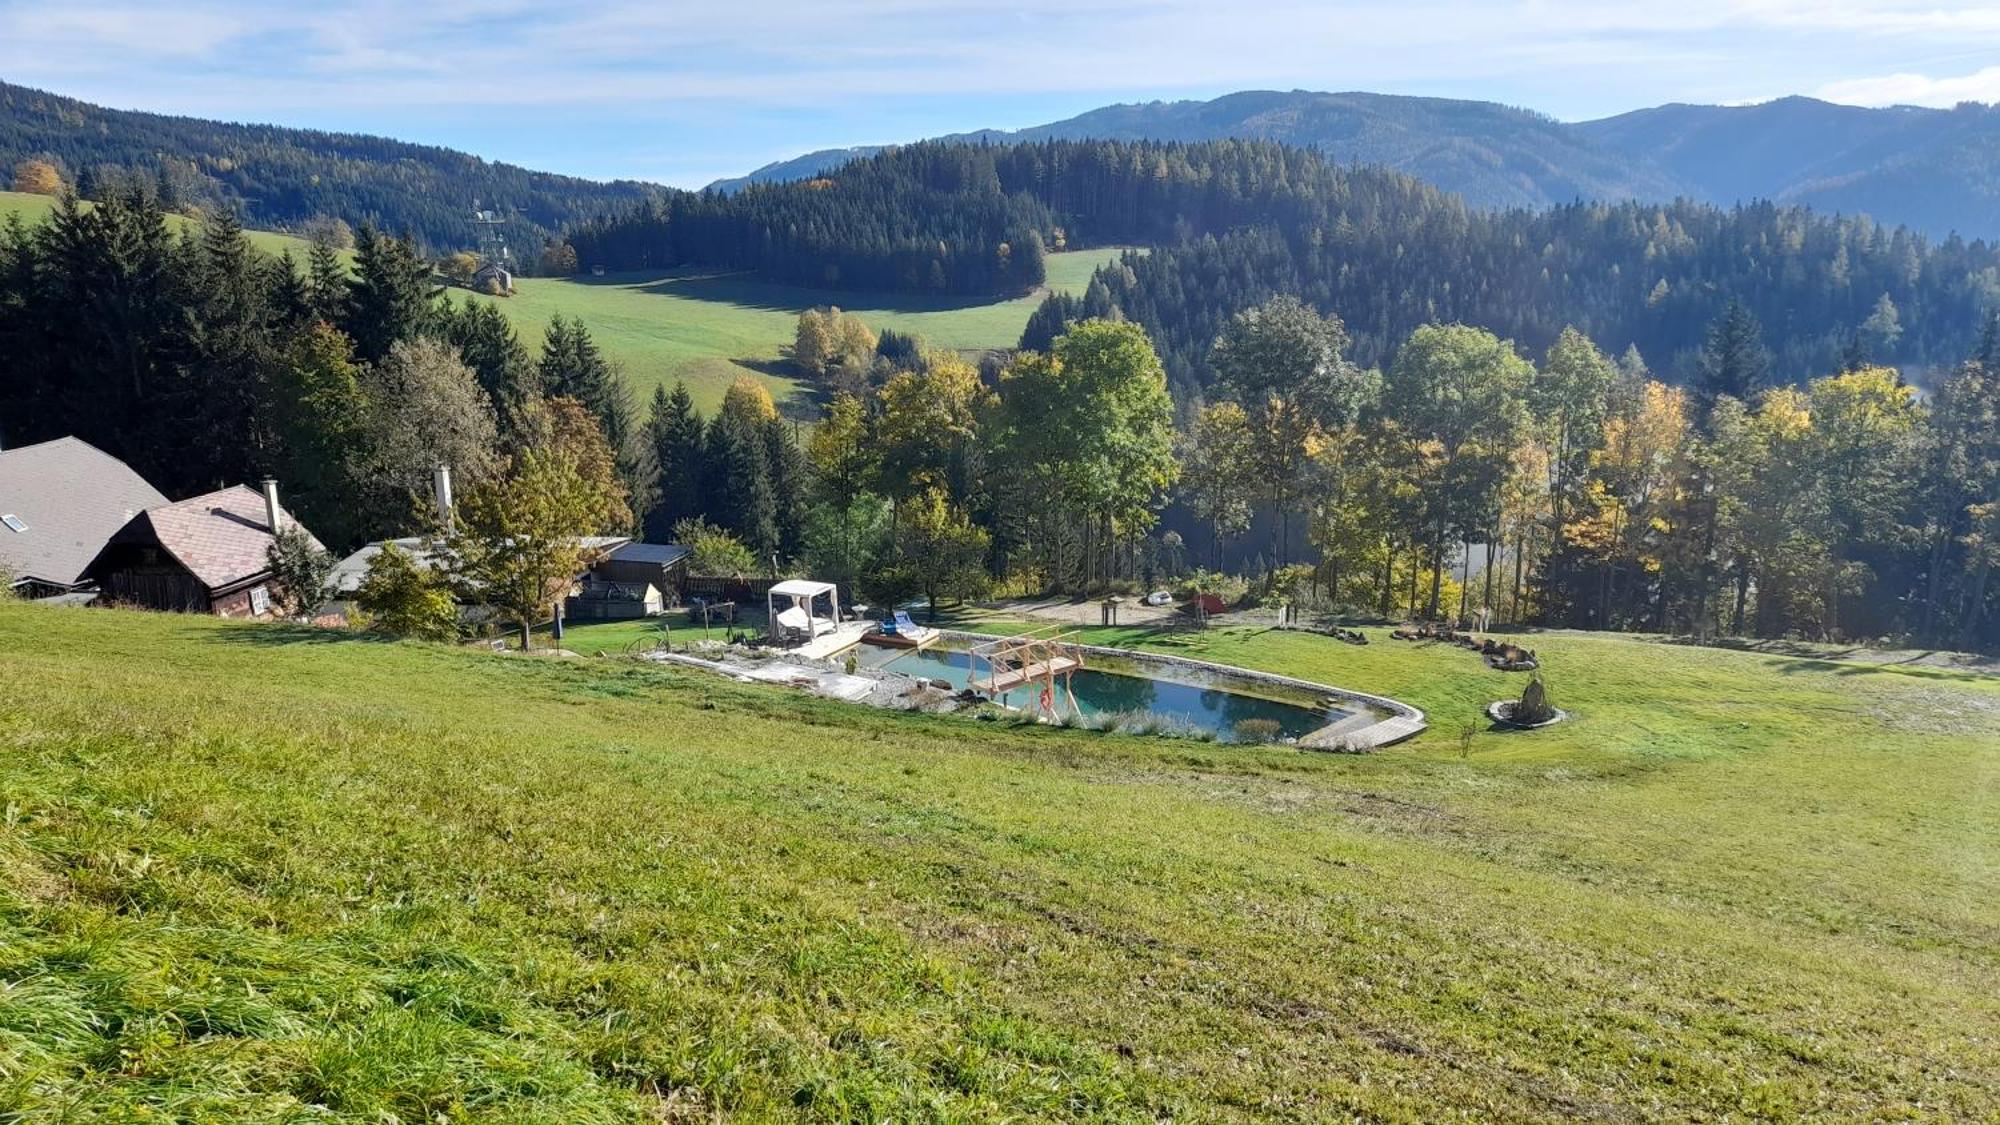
[645,382,706,542]
[763,417,808,561]
[441,299,536,433]
[304,239,347,326]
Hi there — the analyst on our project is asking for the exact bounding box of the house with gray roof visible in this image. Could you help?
[0,437,170,598]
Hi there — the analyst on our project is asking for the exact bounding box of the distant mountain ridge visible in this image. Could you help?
[709,90,2000,240]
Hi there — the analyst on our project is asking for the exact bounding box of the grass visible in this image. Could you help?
[461,249,1126,413]
[1,188,1127,415]
[0,190,317,260]
[0,600,1993,1119]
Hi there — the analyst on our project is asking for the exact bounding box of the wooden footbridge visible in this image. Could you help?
[969,627,1086,717]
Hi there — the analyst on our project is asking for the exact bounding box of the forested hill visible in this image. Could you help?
[1052,195,1999,397]
[0,81,658,253]
[711,90,2000,242]
[580,138,1998,388]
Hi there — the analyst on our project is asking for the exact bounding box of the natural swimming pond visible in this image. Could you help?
[855,643,1347,742]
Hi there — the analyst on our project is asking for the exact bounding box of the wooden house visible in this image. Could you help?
[86,480,321,618]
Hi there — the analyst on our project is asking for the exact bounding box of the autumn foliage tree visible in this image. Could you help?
[449,396,630,650]
[11,158,61,195]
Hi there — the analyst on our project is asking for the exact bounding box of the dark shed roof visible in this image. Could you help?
[0,437,170,588]
[607,542,689,567]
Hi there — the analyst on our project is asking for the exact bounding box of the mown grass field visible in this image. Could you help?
[461,249,1124,413]
[0,600,1993,1120]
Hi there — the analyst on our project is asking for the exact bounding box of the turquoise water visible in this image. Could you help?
[861,645,1342,742]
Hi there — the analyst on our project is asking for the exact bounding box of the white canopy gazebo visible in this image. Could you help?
[767,579,840,644]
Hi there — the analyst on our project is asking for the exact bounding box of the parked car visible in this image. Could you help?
[1142,590,1173,606]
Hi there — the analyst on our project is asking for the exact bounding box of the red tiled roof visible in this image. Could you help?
[118,485,324,592]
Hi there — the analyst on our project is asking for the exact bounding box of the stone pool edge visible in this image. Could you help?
[929,629,1428,752]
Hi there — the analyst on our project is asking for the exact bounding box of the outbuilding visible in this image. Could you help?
[0,436,170,599]
[590,541,688,600]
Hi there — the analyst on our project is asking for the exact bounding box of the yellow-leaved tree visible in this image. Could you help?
[12,159,62,196]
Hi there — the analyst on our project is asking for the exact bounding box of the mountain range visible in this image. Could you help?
[709,90,2000,242]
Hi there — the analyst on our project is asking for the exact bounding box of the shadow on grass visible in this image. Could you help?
[203,621,407,647]
[1771,657,1985,682]
[626,269,1029,317]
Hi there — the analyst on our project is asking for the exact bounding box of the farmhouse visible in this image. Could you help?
[0,436,170,599]
[471,262,514,293]
[86,480,320,618]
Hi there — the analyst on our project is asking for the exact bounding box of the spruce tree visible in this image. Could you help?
[344,226,435,364]
[707,409,777,561]
[1694,299,1770,419]
[763,417,808,561]
[646,382,705,541]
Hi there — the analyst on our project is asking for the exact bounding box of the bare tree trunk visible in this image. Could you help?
[1483,538,1496,622]
[1380,541,1396,617]
[1458,541,1472,622]
[1512,530,1527,622]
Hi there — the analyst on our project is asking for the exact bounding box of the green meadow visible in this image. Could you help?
[460,249,1124,413]
[1,600,1993,1120]
[0,190,1125,415]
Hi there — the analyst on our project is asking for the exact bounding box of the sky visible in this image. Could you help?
[1,1,1997,187]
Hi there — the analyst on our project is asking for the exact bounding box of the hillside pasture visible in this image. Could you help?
[0,602,1993,1119]
[0,189,317,260]
[462,248,1125,413]
[1,190,1127,416]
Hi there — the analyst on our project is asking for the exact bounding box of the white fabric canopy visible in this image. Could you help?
[769,579,837,599]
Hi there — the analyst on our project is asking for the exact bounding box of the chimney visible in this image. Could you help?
[433,463,455,533]
[262,478,284,535]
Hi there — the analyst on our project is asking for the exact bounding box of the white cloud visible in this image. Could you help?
[1817,65,2000,107]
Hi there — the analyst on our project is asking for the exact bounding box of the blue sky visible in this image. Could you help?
[3,1,1998,187]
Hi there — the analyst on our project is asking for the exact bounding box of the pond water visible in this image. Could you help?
[857,643,1343,742]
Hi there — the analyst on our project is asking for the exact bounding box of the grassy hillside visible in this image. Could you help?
[1,189,317,259]
[0,601,1993,1119]
[463,248,1124,413]
[2,190,1125,414]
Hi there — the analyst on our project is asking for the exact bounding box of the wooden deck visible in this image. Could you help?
[788,621,871,661]
[861,628,939,651]
[975,656,1081,694]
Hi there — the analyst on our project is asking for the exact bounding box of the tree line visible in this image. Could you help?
[0,185,651,554]
[1172,297,2000,650]
[4,179,1993,650]
[564,138,1996,391]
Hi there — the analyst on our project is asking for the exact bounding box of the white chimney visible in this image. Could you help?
[262,478,284,535]
[433,463,455,533]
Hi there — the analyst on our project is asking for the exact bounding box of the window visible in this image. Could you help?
[0,514,23,533]
[249,586,271,616]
